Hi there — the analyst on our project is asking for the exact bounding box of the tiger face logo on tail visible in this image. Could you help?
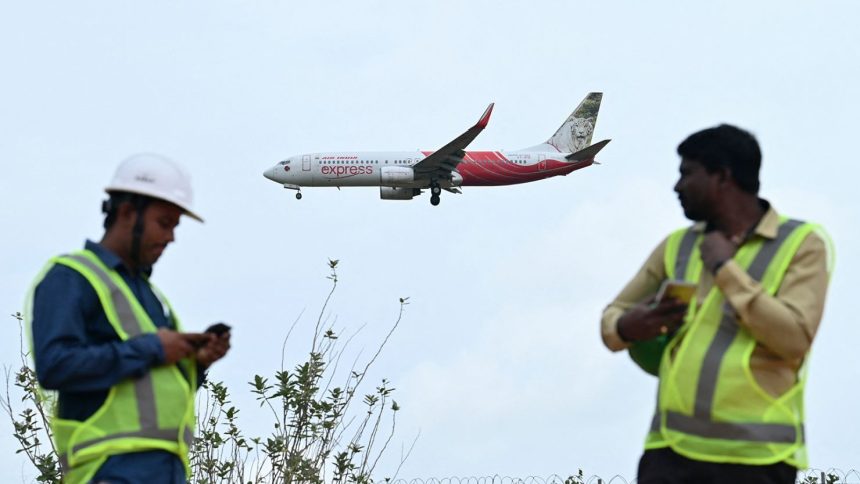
[547,92,602,153]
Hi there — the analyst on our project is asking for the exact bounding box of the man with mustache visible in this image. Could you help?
[601,125,832,484]
[26,154,231,483]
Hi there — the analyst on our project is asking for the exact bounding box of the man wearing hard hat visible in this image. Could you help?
[26,154,230,483]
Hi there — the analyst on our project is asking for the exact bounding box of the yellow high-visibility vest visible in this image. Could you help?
[25,250,197,484]
[644,218,823,468]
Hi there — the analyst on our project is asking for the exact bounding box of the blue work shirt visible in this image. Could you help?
[31,240,195,483]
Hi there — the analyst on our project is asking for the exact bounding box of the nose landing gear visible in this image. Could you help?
[283,184,302,200]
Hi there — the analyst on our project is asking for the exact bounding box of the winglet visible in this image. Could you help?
[477,103,494,129]
[565,139,611,162]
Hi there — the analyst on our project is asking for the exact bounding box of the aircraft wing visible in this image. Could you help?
[413,103,494,182]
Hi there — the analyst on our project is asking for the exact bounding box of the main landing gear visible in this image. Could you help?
[283,184,302,200]
[430,182,441,206]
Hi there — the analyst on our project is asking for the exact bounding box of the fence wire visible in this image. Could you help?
[390,468,860,484]
[390,476,629,484]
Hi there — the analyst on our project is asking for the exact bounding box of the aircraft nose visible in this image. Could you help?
[263,166,276,181]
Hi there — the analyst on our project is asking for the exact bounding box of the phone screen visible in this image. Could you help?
[656,280,696,304]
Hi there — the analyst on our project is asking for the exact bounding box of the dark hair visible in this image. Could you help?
[677,124,761,194]
[102,192,152,229]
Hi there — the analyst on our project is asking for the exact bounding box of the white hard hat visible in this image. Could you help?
[105,153,204,222]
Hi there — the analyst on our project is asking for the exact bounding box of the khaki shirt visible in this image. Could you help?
[601,205,831,396]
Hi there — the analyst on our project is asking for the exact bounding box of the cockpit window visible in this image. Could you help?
[279,160,290,165]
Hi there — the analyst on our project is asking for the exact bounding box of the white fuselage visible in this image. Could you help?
[264,149,573,189]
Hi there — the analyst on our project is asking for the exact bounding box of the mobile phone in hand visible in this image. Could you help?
[656,280,696,304]
[205,322,232,336]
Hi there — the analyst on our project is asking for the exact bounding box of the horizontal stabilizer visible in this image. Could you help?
[565,139,611,161]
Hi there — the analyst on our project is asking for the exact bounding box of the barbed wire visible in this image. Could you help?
[389,468,860,484]
[801,469,860,483]
[388,476,630,484]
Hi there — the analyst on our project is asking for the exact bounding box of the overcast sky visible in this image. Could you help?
[1,1,859,481]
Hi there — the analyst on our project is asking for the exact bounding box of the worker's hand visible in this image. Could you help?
[157,329,208,364]
[616,298,688,342]
[700,231,736,274]
[196,331,231,370]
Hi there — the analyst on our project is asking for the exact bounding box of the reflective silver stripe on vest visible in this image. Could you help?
[136,374,159,431]
[58,454,70,474]
[675,227,699,280]
[666,412,798,443]
[63,254,142,338]
[665,219,804,443]
[58,427,190,471]
[59,254,167,458]
[692,309,735,419]
[649,227,699,433]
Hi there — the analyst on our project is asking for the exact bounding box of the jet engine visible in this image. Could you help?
[380,186,419,200]
[450,171,463,186]
[380,166,414,186]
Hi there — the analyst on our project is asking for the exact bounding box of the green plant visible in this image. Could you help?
[800,471,842,484]
[563,469,585,484]
[190,259,413,483]
[1,312,61,483]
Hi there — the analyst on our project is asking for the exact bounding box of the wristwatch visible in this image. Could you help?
[712,258,729,274]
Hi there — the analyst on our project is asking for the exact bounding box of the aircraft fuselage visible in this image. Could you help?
[265,150,593,189]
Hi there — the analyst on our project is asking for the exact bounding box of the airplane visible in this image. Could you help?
[263,92,609,206]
